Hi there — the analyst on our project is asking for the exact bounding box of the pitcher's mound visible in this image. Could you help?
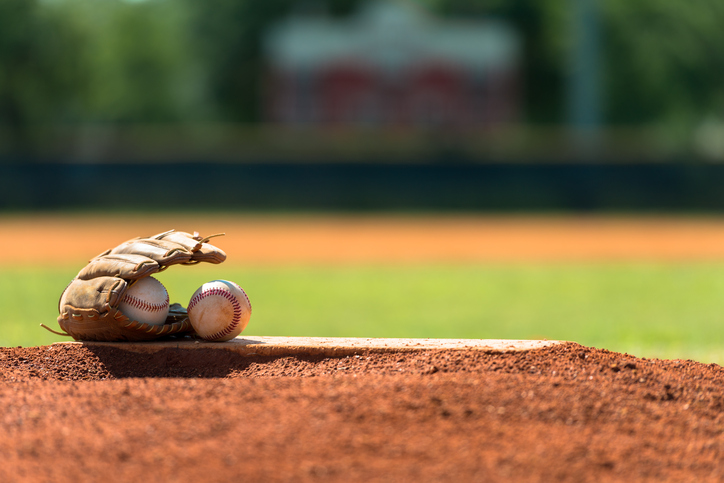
[0,339,722,482]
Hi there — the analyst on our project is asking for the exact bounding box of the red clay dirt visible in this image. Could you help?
[5,214,724,265]
[1,341,723,482]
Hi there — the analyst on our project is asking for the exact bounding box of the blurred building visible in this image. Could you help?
[263,0,521,128]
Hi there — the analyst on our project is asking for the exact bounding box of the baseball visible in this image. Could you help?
[118,276,170,325]
[187,280,251,341]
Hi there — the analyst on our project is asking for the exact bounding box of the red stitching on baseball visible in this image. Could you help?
[188,285,245,341]
[228,280,252,314]
[122,292,169,312]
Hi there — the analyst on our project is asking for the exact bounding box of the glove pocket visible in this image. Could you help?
[59,276,128,316]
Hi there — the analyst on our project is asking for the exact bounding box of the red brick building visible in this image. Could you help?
[263,1,521,128]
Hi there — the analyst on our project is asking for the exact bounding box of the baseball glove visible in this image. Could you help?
[49,230,226,342]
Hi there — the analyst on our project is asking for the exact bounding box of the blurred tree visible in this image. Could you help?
[183,0,362,123]
[1,0,723,132]
[430,0,724,127]
[59,0,202,123]
[0,0,39,128]
[603,0,724,126]
[0,0,204,134]
[182,0,289,123]
[0,0,86,146]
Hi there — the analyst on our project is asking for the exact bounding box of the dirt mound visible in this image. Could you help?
[1,342,723,482]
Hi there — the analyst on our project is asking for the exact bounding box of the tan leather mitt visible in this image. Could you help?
[51,230,226,342]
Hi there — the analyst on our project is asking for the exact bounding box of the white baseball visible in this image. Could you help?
[118,276,170,325]
[187,280,251,341]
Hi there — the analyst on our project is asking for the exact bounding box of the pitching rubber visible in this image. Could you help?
[58,337,563,357]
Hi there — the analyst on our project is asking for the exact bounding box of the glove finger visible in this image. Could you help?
[154,231,227,264]
[77,254,159,281]
[107,238,194,266]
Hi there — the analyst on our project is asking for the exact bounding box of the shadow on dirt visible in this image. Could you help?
[83,345,330,378]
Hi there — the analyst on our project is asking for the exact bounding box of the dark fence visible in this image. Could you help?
[2,158,724,212]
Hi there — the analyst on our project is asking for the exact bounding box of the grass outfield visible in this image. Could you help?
[3,262,723,364]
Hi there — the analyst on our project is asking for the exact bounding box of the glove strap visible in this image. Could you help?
[40,324,72,337]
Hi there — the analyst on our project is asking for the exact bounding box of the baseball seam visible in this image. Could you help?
[121,293,170,313]
[188,287,243,341]
[228,280,252,313]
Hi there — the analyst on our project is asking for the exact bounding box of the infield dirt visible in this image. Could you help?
[5,214,724,265]
[1,341,724,482]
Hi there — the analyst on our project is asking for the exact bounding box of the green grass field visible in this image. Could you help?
[3,262,723,364]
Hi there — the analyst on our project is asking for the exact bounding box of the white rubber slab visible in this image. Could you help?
[58,336,564,357]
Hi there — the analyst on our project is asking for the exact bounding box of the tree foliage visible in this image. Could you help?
[603,0,724,125]
[0,0,81,126]
[0,0,722,129]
